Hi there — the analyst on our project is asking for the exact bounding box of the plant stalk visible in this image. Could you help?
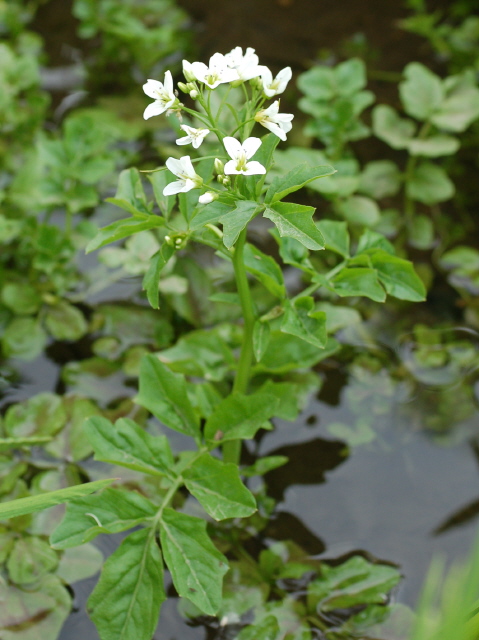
[223,227,256,465]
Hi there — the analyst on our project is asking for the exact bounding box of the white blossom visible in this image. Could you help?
[163,156,203,195]
[223,137,266,175]
[254,100,293,141]
[225,46,265,82]
[191,53,239,89]
[182,59,196,82]
[261,66,292,98]
[198,192,217,204]
[176,125,210,149]
[143,71,177,120]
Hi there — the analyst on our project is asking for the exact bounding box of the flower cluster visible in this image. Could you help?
[142,47,294,197]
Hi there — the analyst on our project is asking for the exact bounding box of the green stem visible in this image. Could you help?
[223,228,256,465]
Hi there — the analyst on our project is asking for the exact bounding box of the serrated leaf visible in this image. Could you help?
[332,268,386,302]
[281,297,327,348]
[88,528,165,640]
[369,250,426,301]
[244,243,285,298]
[86,217,165,253]
[204,392,279,443]
[136,355,200,439]
[220,200,259,249]
[160,508,228,615]
[84,416,175,477]
[264,202,324,250]
[265,163,336,203]
[184,453,256,520]
[142,243,175,309]
[0,479,115,520]
[50,488,157,549]
[190,201,234,230]
[316,219,350,257]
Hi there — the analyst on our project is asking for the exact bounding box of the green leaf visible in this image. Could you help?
[281,297,327,349]
[253,320,271,363]
[399,62,444,121]
[148,170,176,218]
[1,283,42,315]
[136,354,200,438]
[84,416,175,477]
[44,301,88,341]
[106,167,151,217]
[372,104,416,149]
[0,479,115,520]
[160,508,228,615]
[50,488,157,549]
[430,72,479,132]
[265,163,336,204]
[0,436,51,452]
[406,161,455,204]
[256,333,340,373]
[7,536,58,585]
[316,220,350,257]
[369,250,427,301]
[308,556,401,612]
[220,200,259,249]
[332,268,386,302]
[338,195,380,227]
[190,201,234,230]
[408,214,435,249]
[56,543,103,584]
[0,574,70,640]
[86,217,165,253]
[1,317,47,360]
[184,453,256,520]
[204,392,279,443]
[244,243,285,298]
[359,160,401,199]
[263,202,324,250]
[4,393,66,438]
[407,135,460,157]
[142,243,175,309]
[356,229,395,255]
[88,528,165,640]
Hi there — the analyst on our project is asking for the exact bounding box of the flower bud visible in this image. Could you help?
[189,89,198,99]
[222,176,230,186]
[214,158,224,174]
[177,82,189,93]
[182,59,196,82]
[199,192,217,205]
[217,173,225,184]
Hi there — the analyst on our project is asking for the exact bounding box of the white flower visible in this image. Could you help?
[261,66,292,98]
[163,156,203,195]
[254,100,294,141]
[143,71,177,120]
[176,125,210,149]
[199,192,217,204]
[225,46,265,82]
[191,53,239,89]
[182,59,196,82]
[223,137,266,175]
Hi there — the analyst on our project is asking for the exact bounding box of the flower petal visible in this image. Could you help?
[243,161,266,175]
[176,136,191,146]
[163,70,173,93]
[163,180,185,196]
[223,136,243,160]
[242,137,262,159]
[224,160,241,175]
[179,156,196,179]
[165,157,184,176]
[191,61,208,83]
[143,79,163,99]
[143,102,167,120]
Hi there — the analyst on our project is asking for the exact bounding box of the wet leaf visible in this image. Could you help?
[4,393,66,438]
[84,416,175,477]
[160,508,228,615]
[184,453,256,520]
[88,528,165,640]
[44,301,88,341]
[50,487,157,549]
